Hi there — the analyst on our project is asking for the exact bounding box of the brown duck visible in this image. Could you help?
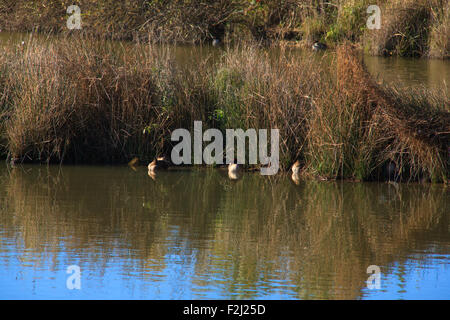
[148,156,170,172]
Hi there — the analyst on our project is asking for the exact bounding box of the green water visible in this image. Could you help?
[0,164,449,299]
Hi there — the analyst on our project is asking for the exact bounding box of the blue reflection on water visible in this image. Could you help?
[1,243,449,299]
[361,253,450,300]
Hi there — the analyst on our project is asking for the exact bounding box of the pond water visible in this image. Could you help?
[364,54,449,89]
[0,164,448,299]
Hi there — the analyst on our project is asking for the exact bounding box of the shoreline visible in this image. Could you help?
[3,161,449,185]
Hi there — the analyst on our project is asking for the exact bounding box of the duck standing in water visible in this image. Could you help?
[312,42,327,51]
[291,160,301,175]
[291,160,302,184]
[228,160,241,180]
[148,156,170,173]
[228,161,239,174]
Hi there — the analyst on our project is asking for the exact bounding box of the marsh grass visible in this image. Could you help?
[303,43,448,181]
[428,1,450,58]
[315,43,449,182]
[0,35,448,181]
[0,36,204,163]
[364,0,449,58]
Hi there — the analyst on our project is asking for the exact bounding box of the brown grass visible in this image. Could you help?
[304,42,449,181]
[364,0,449,58]
[0,35,448,181]
[0,36,202,163]
[1,1,448,58]
[428,1,450,58]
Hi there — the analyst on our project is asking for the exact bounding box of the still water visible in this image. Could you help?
[0,164,448,299]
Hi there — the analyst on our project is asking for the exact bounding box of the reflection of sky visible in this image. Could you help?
[361,254,450,300]
[1,237,449,300]
[0,228,299,300]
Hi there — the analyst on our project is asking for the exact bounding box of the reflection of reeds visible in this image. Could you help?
[1,166,448,299]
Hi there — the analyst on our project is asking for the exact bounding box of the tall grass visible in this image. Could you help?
[364,0,449,58]
[428,1,450,58]
[0,36,204,163]
[305,43,449,181]
[0,35,448,181]
[0,0,327,42]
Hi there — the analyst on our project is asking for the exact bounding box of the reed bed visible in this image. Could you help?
[363,0,449,58]
[0,35,448,182]
[428,0,450,58]
[304,43,449,182]
[0,36,202,163]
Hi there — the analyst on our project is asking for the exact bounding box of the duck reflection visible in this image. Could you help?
[147,170,157,180]
[291,172,301,185]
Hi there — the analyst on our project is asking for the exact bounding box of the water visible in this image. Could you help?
[0,164,448,299]
[364,55,449,89]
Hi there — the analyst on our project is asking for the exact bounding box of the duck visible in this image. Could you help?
[147,170,157,180]
[227,160,241,180]
[148,156,170,172]
[291,160,301,175]
[228,160,239,175]
[312,42,327,51]
[291,172,301,185]
[228,170,239,180]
